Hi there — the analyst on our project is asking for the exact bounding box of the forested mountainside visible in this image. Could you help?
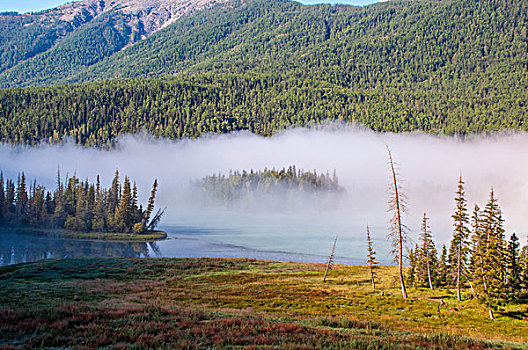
[0,0,527,145]
[0,0,232,88]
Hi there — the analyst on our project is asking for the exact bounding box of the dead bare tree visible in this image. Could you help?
[366,224,378,290]
[387,145,408,299]
[323,235,338,282]
[146,207,166,231]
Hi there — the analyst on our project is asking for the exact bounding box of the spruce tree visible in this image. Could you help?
[449,176,470,301]
[3,179,14,222]
[505,233,521,299]
[56,166,63,200]
[106,170,120,223]
[407,245,417,287]
[75,184,91,231]
[478,188,506,320]
[15,173,28,223]
[142,179,158,230]
[437,244,449,286]
[469,204,484,290]
[27,184,46,227]
[366,225,378,290]
[417,213,437,290]
[113,176,132,233]
[132,182,140,223]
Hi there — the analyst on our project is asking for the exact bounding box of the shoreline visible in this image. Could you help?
[0,226,167,242]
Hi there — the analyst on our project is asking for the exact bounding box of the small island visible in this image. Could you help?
[0,169,166,242]
[197,165,344,209]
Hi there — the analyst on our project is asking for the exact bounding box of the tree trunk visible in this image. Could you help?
[323,236,337,282]
[457,242,462,301]
[399,247,407,298]
[388,147,407,299]
[370,266,376,291]
[426,254,433,290]
[323,263,330,282]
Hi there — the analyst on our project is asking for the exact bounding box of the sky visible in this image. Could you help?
[0,0,380,14]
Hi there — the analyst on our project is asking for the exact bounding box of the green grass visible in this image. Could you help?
[0,226,167,242]
[54,230,168,242]
[0,258,527,349]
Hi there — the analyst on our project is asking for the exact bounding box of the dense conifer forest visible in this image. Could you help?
[0,0,527,146]
[0,170,163,235]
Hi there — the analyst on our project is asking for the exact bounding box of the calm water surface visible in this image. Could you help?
[0,210,394,266]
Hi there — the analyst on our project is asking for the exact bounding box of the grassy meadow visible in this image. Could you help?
[0,257,527,349]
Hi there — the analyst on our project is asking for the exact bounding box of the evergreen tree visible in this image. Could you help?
[407,245,418,287]
[469,204,484,289]
[505,233,521,298]
[478,188,506,320]
[55,166,63,200]
[15,173,28,223]
[417,213,437,290]
[107,170,120,223]
[112,176,132,233]
[437,243,449,286]
[27,184,47,227]
[366,225,378,291]
[44,191,54,216]
[142,178,158,230]
[75,184,92,231]
[92,189,106,232]
[5,179,15,213]
[449,176,470,301]
[52,192,67,228]
[131,182,140,223]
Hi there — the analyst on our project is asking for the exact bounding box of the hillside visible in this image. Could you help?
[0,0,527,145]
[0,0,233,87]
[0,258,526,348]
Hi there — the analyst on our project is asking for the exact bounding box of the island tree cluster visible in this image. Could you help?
[0,170,162,234]
[197,166,343,209]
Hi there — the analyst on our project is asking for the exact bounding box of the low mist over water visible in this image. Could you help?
[1,126,528,264]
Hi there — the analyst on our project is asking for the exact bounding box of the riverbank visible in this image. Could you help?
[0,226,167,242]
[0,257,526,348]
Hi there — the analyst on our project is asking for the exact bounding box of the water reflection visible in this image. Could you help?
[0,233,159,266]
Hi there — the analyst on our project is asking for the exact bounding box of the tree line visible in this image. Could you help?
[0,169,163,234]
[198,166,343,209]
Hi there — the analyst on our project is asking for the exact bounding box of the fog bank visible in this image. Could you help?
[1,127,528,261]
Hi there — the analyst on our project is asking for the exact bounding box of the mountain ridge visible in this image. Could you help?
[0,0,235,86]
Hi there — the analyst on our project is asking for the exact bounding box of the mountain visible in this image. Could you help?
[0,0,527,146]
[0,0,233,87]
